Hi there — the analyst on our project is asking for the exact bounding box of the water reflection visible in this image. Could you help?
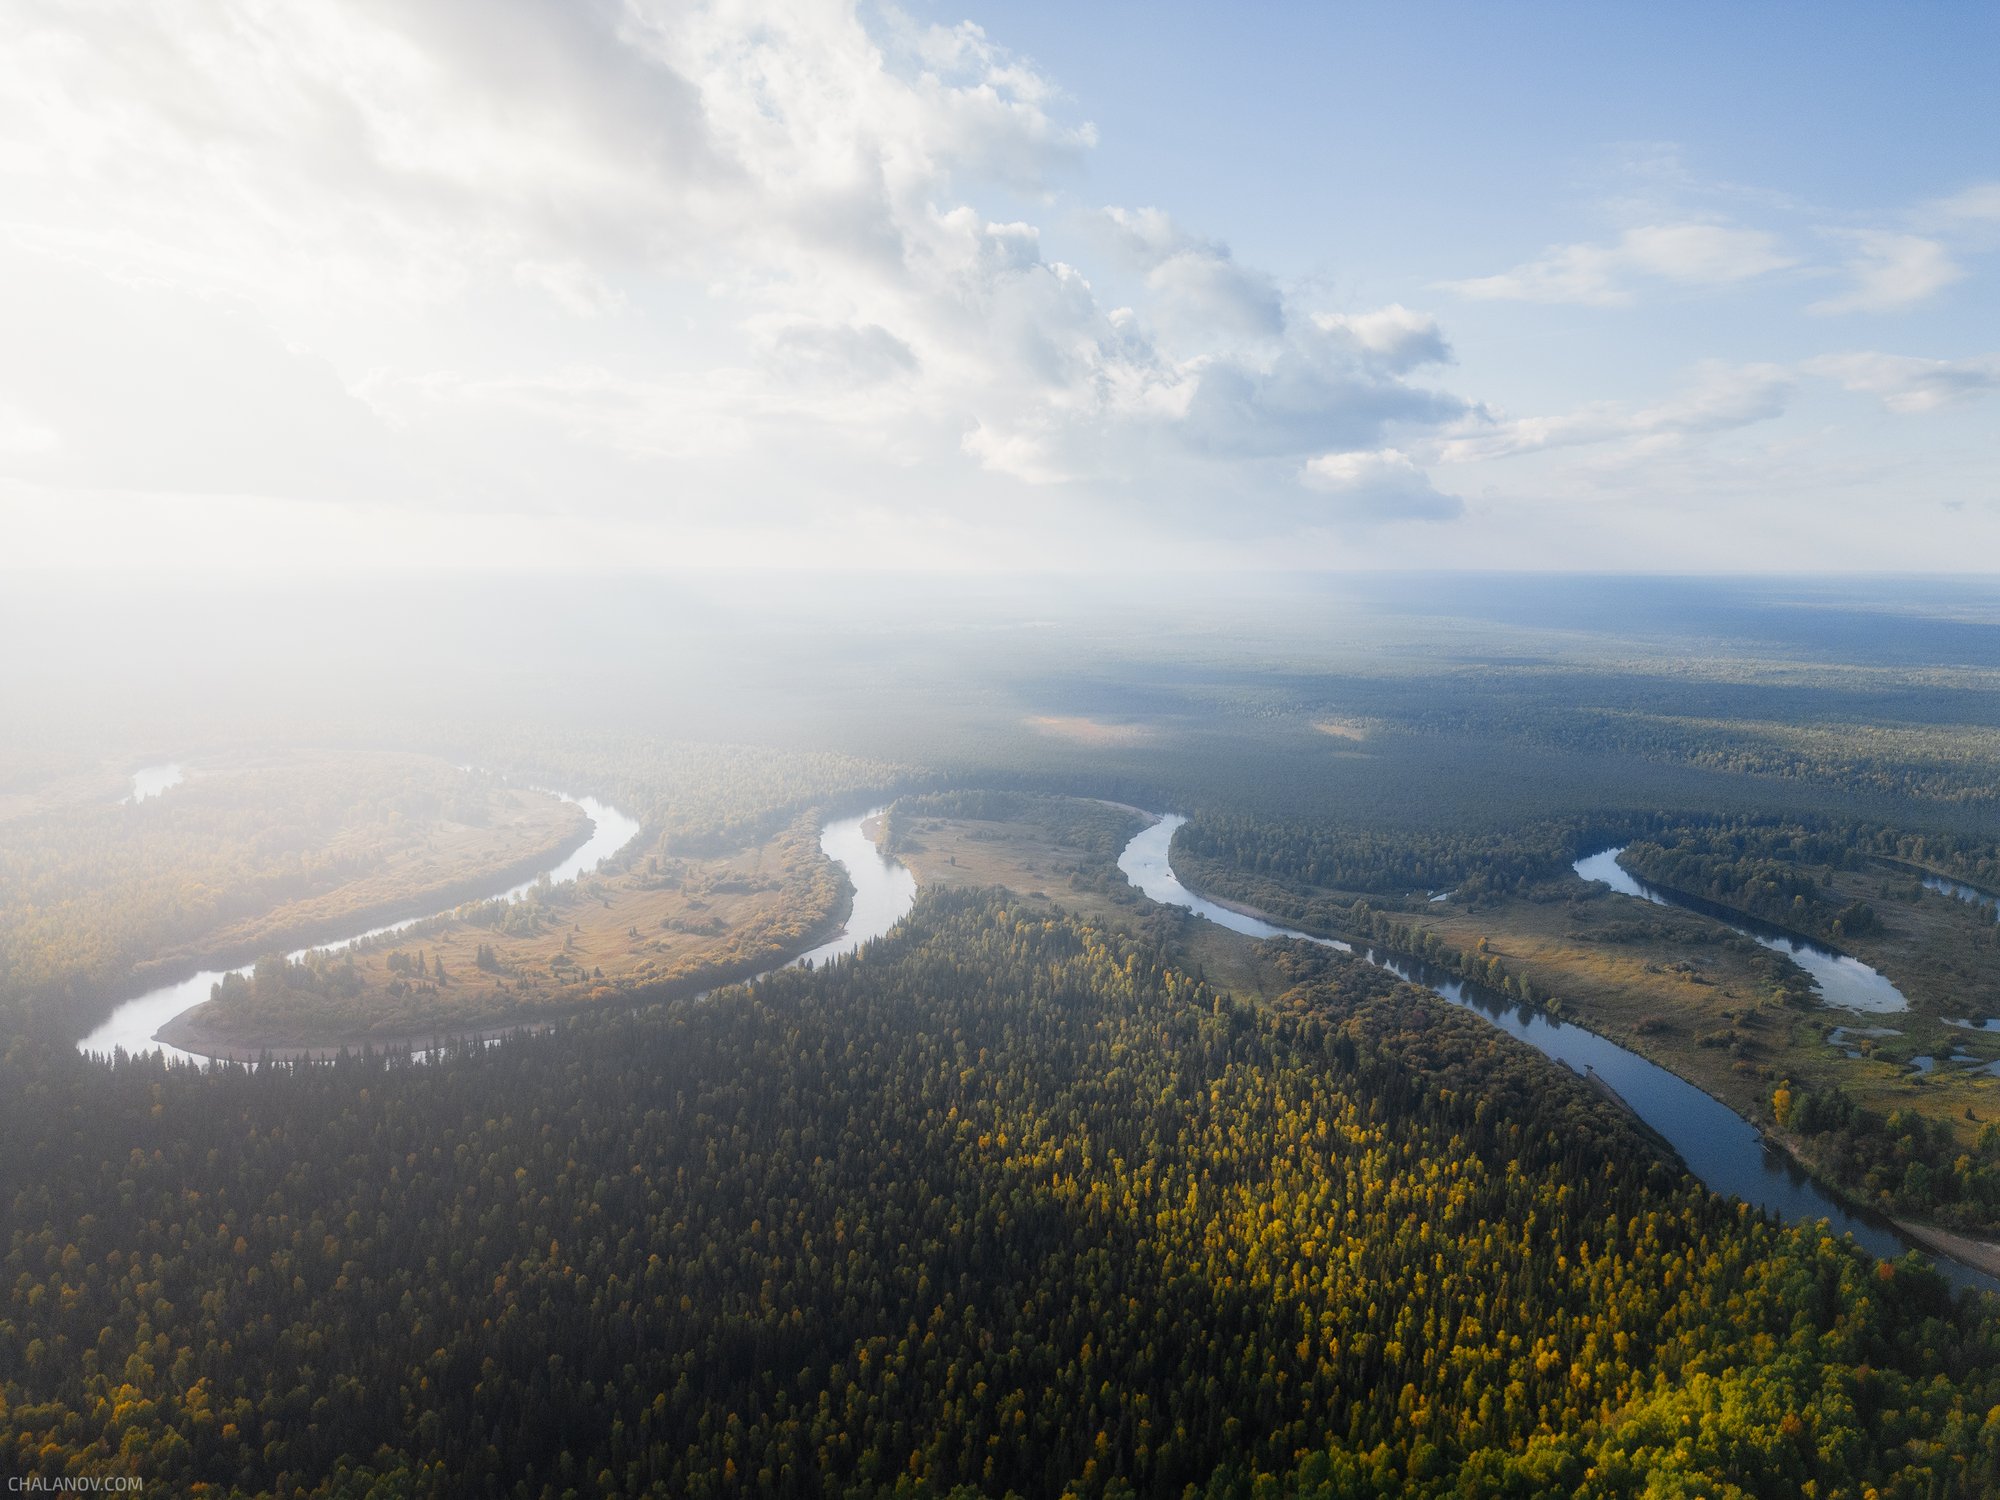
[790,810,917,968]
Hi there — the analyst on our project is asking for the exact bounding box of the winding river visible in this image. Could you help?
[1574,846,1907,1013]
[791,810,916,968]
[71,788,1991,1292]
[75,799,915,1067]
[1120,813,1996,1295]
[77,790,645,1065]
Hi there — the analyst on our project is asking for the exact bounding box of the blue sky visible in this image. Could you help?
[0,0,1993,573]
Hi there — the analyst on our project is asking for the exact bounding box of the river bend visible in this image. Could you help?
[1120,813,1994,1295]
[77,790,644,1064]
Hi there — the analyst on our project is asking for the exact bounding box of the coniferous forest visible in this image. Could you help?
[7,890,1999,1497]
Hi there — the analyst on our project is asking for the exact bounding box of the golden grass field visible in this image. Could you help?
[190,775,591,965]
[1397,878,1998,1148]
[175,816,845,1049]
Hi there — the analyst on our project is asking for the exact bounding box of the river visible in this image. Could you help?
[74,799,917,1066]
[1574,846,1907,1013]
[1120,813,1995,1295]
[123,763,183,803]
[76,790,644,1064]
[1923,872,2000,924]
[790,810,916,968]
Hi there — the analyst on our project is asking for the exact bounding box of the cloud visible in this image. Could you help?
[0,249,409,497]
[0,404,57,456]
[0,0,1480,542]
[1929,182,2000,223]
[1443,223,1794,304]
[1300,448,1462,522]
[1311,305,1452,375]
[1807,232,1964,314]
[761,322,920,385]
[1101,207,1284,344]
[512,261,628,318]
[1178,352,1468,461]
[1435,362,1793,463]
[1804,352,2000,413]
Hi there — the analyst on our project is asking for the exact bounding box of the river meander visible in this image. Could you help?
[1120,812,1994,1295]
[75,800,915,1066]
[77,790,643,1064]
[790,810,916,969]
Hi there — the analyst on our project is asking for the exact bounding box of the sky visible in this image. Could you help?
[1,0,1995,575]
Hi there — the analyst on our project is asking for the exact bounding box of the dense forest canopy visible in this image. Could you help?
[7,892,1998,1497]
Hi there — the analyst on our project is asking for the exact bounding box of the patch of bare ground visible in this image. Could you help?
[1023,715,1152,747]
[1890,1218,2000,1278]
[1311,719,1372,743]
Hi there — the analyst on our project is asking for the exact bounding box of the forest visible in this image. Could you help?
[1618,826,1886,944]
[1165,802,2000,1233]
[1774,1079,2000,1232]
[6,890,1999,1497]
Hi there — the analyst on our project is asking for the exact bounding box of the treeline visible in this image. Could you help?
[1619,826,1883,944]
[1853,825,2000,894]
[1171,813,1586,900]
[1775,1081,2000,1233]
[6,891,1999,1496]
[1394,701,2000,810]
[1175,803,1998,953]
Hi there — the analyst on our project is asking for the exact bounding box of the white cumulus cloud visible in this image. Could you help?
[0,0,1480,547]
[1311,306,1453,375]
